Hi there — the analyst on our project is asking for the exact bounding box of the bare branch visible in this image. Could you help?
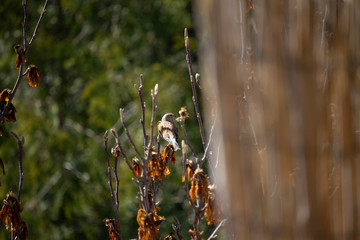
[181,141,193,206]
[114,157,120,209]
[184,28,206,150]
[28,0,50,47]
[200,114,217,165]
[0,0,49,124]
[12,0,49,99]
[110,128,149,213]
[10,132,24,201]
[104,131,120,224]
[146,84,158,162]
[119,108,145,162]
[110,128,137,174]
[22,0,29,47]
[173,217,183,240]
[207,219,226,240]
[138,74,148,149]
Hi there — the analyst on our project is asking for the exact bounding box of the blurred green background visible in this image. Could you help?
[0,0,209,239]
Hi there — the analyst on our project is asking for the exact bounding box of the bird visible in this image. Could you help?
[158,113,180,151]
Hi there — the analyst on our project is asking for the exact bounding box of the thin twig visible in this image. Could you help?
[138,74,148,149]
[143,84,158,213]
[119,108,145,162]
[179,120,198,158]
[110,128,137,175]
[0,0,48,123]
[200,114,217,164]
[146,84,158,161]
[12,0,49,99]
[206,219,226,240]
[104,131,120,224]
[22,0,29,48]
[149,180,156,213]
[194,207,201,240]
[156,135,161,157]
[173,217,183,240]
[200,115,217,182]
[28,0,50,47]
[114,157,120,209]
[111,127,148,212]
[184,28,207,150]
[10,132,24,201]
[181,141,192,206]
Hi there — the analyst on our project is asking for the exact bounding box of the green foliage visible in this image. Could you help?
[0,0,206,239]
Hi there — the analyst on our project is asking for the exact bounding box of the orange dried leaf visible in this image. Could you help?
[204,185,223,225]
[0,191,27,239]
[0,89,11,102]
[164,165,170,177]
[189,180,195,203]
[137,208,147,229]
[27,65,41,87]
[137,208,164,240]
[132,158,142,177]
[188,229,204,240]
[103,218,121,240]
[178,106,189,120]
[182,160,195,182]
[0,89,17,127]
[14,45,25,69]
[189,169,209,206]
[148,147,174,181]
[162,145,175,165]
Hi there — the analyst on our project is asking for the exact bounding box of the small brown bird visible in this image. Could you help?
[158,113,180,151]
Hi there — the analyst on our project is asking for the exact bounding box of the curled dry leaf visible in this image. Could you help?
[0,89,11,102]
[189,168,209,205]
[14,45,26,69]
[0,191,28,240]
[132,158,142,177]
[103,218,121,240]
[0,89,17,124]
[204,185,223,225]
[182,159,195,182]
[111,145,121,159]
[188,229,204,240]
[177,106,189,122]
[162,144,176,165]
[147,145,174,181]
[27,65,41,87]
[137,207,165,240]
